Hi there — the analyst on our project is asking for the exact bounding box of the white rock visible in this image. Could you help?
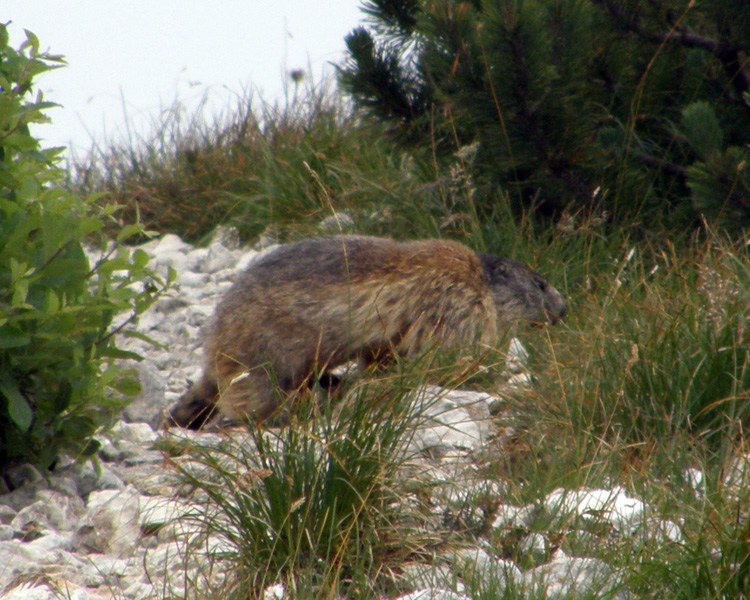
[175,270,211,289]
[0,524,13,541]
[144,540,188,579]
[684,467,704,495]
[319,211,355,232]
[0,539,56,576]
[455,548,521,587]
[201,242,238,273]
[110,420,158,446]
[25,532,74,552]
[0,580,91,600]
[522,551,624,599]
[140,496,193,530]
[411,386,495,455]
[209,226,241,250]
[151,233,194,256]
[506,372,532,388]
[505,337,529,372]
[74,485,141,556]
[123,580,156,600]
[520,532,547,562]
[235,248,263,272]
[545,486,645,532]
[11,490,85,535]
[183,246,211,271]
[263,583,286,600]
[396,589,471,600]
[121,361,168,427]
[401,563,465,594]
[637,517,684,545]
[491,503,534,530]
[724,453,750,499]
[0,504,17,524]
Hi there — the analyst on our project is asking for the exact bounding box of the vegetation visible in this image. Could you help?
[339,0,750,230]
[161,375,441,599]
[0,27,171,475]
[3,1,750,597]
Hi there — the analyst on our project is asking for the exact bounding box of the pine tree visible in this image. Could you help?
[339,0,750,230]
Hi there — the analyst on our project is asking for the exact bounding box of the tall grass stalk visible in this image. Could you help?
[163,367,455,599]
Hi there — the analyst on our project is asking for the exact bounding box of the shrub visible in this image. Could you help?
[340,0,750,230]
[0,26,171,475]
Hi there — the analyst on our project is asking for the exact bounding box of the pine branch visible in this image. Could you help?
[504,30,591,201]
[593,0,750,100]
[361,0,420,34]
[638,154,688,181]
[340,27,425,125]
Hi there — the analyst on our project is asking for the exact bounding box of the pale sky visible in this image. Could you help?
[5,1,364,159]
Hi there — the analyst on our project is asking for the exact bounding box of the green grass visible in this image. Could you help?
[159,368,458,599]
[73,80,750,599]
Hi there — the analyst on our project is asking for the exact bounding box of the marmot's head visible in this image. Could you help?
[478,255,566,325]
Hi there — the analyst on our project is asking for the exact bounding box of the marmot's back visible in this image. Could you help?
[168,236,565,428]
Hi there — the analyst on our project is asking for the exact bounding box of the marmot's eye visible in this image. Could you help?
[535,279,547,291]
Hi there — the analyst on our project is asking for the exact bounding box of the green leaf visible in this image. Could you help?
[0,373,33,432]
[78,216,104,236]
[44,289,60,315]
[681,102,724,161]
[0,325,31,348]
[111,376,142,398]
[122,329,163,349]
[80,439,101,458]
[132,249,150,269]
[11,278,29,307]
[97,347,144,361]
[24,30,40,55]
[116,223,144,244]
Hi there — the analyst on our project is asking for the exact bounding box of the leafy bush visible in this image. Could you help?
[0,27,171,474]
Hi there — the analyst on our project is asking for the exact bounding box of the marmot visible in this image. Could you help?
[168,236,565,428]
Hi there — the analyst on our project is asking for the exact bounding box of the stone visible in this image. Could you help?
[491,503,534,530]
[201,242,237,273]
[69,461,125,497]
[0,580,92,600]
[11,490,85,536]
[401,563,463,594]
[74,485,141,556]
[262,583,286,600]
[522,550,625,600]
[545,486,646,533]
[455,547,521,587]
[410,386,495,456]
[121,361,168,427]
[395,589,471,600]
[505,337,529,372]
[0,504,17,525]
[0,524,13,541]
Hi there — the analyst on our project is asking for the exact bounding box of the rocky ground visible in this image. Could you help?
[0,232,725,599]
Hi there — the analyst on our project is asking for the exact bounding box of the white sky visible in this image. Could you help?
[5,1,364,159]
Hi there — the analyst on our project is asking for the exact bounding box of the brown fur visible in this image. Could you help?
[168,236,565,428]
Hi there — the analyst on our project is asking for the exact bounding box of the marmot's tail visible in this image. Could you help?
[166,378,219,430]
